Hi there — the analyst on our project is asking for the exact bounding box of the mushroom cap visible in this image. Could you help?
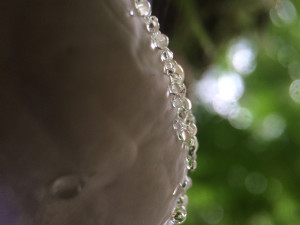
[0,0,186,225]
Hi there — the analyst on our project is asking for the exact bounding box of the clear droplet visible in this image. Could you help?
[177,107,188,121]
[180,176,192,191]
[171,96,192,110]
[186,157,197,172]
[151,32,169,49]
[173,176,192,196]
[51,174,84,199]
[185,136,199,155]
[177,129,190,142]
[177,194,189,208]
[171,207,187,224]
[173,119,184,130]
[146,16,160,33]
[164,60,177,75]
[186,111,196,124]
[183,98,192,110]
[169,83,186,97]
[129,10,134,16]
[176,64,184,77]
[186,122,197,136]
[135,0,152,17]
[172,96,184,108]
[161,49,174,62]
[169,73,184,84]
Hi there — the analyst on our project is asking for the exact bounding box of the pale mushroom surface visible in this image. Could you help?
[0,0,186,225]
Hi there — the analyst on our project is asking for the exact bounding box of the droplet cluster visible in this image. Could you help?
[133,0,199,224]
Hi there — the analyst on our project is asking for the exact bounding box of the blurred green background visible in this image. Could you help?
[162,0,300,224]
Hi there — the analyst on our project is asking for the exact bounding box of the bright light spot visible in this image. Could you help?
[195,68,219,105]
[258,114,286,141]
[245,172,268,195]
[228,39,257,75]
[201,204,224,225]
[270,0,297,26]
[228,107,253,130]
[195,69,244,117]
[217,72,244,101]
[212,97,238,116]
[289,80,300,103]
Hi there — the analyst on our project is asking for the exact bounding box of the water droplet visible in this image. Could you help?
[186,111,195,124]
[177,107,188,121]
[180,176,192,191]
[185,122,197,137]
[169,83,186,97]
[146,16,160,33]
[186,156,197,172]
[164,60,177,75]
[151,32,169,50]
[169,73,184,84]
[171,207,187,224]
[51,174,84,199]
[185,136,199,156]
[177,129,190,142]
[173,119,184,130]
[289,79,300,103]
[183,98,192,110]
[171,96,183,108]
[161,49,174,62]
[129,10,134,16]
[135,0,152,17]
[171,96,192,110]
[176,64,184,77]
[177,194,189,208]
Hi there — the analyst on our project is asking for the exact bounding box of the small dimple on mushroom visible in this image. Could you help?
[50,174,85,199]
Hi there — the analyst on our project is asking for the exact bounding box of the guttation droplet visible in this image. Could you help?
[146,16,160,33]
[152,32,169,50]
[161,49,174,62]
[135,0,152,17]
[51,174,84,199]
[177,194,189,208]
[171,207,187,224]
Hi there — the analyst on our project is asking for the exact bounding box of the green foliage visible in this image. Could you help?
[172,0,300,224]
